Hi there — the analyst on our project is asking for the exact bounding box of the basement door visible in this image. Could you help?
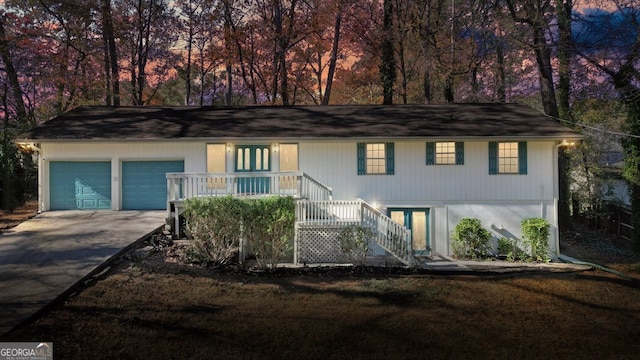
[389,208,430,255]
[235,145,271,193]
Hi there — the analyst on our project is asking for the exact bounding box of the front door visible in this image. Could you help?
[236,145,271,193]
[389,208,430,255]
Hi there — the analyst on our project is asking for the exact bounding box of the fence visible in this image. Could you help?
[604,202,634,241]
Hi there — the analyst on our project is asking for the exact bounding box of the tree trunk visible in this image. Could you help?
[381,0,396,105]
[102,28,112,106]
[101,0,119,106]
[322,10,342,105]
[186,27,193,105]
[533,25,559,118]
[556,0,572,121]
[421,0,432,104]
[0,18,28,123]
[556,0,573,231]
[399,39,407,104]
[495,39,506,102]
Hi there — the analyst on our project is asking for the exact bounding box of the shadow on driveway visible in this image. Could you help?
[0,210,165,337]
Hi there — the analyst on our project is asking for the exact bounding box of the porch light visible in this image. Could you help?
[559,139,576,147]
[273,143,278,152]
[16,142,40,154]
[227,143,232,152]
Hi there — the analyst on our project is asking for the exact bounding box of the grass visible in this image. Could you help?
[2,206,640,359]
[2,253,639,359]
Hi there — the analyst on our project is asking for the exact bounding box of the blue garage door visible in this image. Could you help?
[122,161,184,210]
[50,161,112,210]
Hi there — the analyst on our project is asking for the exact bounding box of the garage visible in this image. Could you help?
[49,161,112,210]
[121,161,184,210]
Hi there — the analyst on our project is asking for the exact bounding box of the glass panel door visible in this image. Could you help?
[235,145,271,193]
[411,211,428,254]
[389,208,430,255]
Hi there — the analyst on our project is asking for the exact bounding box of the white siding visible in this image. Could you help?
[40,139,560,257]
[299,140,555,203]
[41,142,207,210]
[296,140,559,257]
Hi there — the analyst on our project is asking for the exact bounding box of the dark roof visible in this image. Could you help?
[18,103,581,141]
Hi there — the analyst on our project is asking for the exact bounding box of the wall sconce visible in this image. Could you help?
[16,142,40,154]
[227,143,232,153]
[273,143,278,152]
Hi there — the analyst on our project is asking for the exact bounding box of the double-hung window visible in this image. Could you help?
[489,141,527,175]
[357,142,394,175]
[426,141,464,165]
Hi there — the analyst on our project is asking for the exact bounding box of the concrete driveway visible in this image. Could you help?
[0,210,165,337]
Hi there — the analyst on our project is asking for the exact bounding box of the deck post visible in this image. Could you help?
[293,221,299,265]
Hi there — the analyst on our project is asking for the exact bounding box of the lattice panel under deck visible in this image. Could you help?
[296,225,349,264]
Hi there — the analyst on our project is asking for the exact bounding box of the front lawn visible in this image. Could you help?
[2,247,639,359]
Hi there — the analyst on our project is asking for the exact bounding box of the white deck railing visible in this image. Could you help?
[166,171,333,204]
[296,199,413,265]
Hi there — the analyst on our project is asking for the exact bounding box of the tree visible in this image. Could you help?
[0,13,28,123]
[573,2,640,250]
[116,0,177,105]
[176,0,219,106]
[504,0,559,118]
[101,0,120,106]
[555,0,574,231]
[380,0,396,104]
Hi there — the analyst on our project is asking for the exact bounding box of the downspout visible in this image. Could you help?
[559,254,639,284]
[552,141,562,258]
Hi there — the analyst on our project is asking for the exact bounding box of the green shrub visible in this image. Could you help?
[497,237,512,255]
[497,236,527,262]
[451,218,491,259]
[242,196,295,270]
[182,196,245,267]
[521,218,551,262]
[339,225,372,265]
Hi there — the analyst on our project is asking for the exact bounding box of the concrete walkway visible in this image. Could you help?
[0,210,165,337]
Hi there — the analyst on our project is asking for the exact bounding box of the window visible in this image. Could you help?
[357,142,394,175]
[426,141,464,165]
[206,144,226,188]
[279,144,298,172]
[498,142,519,173]
[279,144,298,189]
[489,141,527,175]
[367,143,386,174]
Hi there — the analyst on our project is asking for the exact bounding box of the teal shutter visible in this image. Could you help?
[426,142,435,165]
[488,142,498,175]
[455,142,464,165]
[385,142,395,175]
[518,141,528,174]
[357,142,365,175]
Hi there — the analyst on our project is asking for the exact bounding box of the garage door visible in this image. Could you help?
[50,161,112,210]
[122,161,184,210]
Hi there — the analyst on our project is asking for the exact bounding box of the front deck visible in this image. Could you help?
[166,171,414,266]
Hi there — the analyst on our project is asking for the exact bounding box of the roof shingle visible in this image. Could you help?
[19,103,581,141]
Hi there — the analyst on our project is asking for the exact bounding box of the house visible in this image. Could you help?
[15,104,581,265]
